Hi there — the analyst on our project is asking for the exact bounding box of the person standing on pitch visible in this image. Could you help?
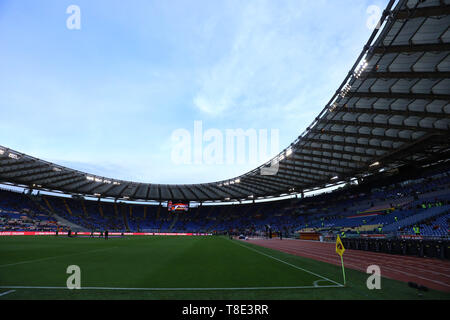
[105,229,108,240]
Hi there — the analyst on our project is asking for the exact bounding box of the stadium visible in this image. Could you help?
[1,0,450,303]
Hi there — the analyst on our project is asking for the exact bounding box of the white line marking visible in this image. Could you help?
[268,242,450,289]
[231,239,344,287]
[0,285,342,291]
[313,280,330,287]
[0,290,16,297]
[0,247,118,268]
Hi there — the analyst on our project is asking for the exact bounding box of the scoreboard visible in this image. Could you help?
[168,201,189,212]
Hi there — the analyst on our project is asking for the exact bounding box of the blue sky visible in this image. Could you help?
[0,0,389,184]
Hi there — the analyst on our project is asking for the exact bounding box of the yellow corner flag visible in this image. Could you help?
[336,235,346,285]
[336,235,345,257]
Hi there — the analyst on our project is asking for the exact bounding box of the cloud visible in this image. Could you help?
[193,0,311,115]
[192,0,376,122]
[193,0,283,115]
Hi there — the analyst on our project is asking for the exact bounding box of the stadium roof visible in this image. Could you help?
[1,0,450,203]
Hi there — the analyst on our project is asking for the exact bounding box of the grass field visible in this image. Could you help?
[0,236,449,300]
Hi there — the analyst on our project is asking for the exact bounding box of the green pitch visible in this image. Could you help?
[0,236,449,300]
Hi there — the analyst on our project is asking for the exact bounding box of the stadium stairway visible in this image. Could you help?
[25,194,81,233]
[98,202,104,218]
[156,205,161,221]
[81,199,89,218]
[207,218,221,233]
[121,206,130,231]
[63,199,73,216]
[114,202,119,218]
[50,212,87,232]
[42,196,56,215]
[383,205,450,232]
[197,206,213,232]
[26,194,54,217]
[168,213,179,232]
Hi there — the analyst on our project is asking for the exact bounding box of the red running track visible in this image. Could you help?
[244,238,450,292]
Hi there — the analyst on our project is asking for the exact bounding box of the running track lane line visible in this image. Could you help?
[271,243,450,289]
[230,239,344,287]
[277,239,450,270]
[250,240,450,287]
[296,241,450,273]
[267,241,450,279]
[247,239,450,291]
[0,247,119,268]
[278,239,450,269]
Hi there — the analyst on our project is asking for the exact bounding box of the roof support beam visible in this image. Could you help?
[277,165,347,182]
[346,91,450,101]
[247,170,324,189]
[1,167,54,180]
[323,119,448,133]
[225,183,264,198]
[79,183,104,195]
[156,185,161,201]
[308,129,413,143]
[395,5,450,19]
[275,166,339,182]
[336,107,450,119]
[239,180,279,194]
[296,145,372,161]
[371,43,450,54]
[132,184,148,199]
[131,184,144,199]
[263,168,324,183]
[63,180,93,192]
[92,182,119,197]
[292,149,368,165]
[189,186,211,201]
[284,156,357,170]
[50,176,86,189]
[30,172,80,185]
[364,71,450,79]
[0,159,35,169]
[304,137,393,152]
[203,184,235,199]
[176,186,189,201]
[147,185,159,200]
[180,187,201,202]
[245,176,294,191]
[280,159,353,173]
[114,183,130,199]
[166,186,175,200]
[0,163,48,175]
[145,184,151,200]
